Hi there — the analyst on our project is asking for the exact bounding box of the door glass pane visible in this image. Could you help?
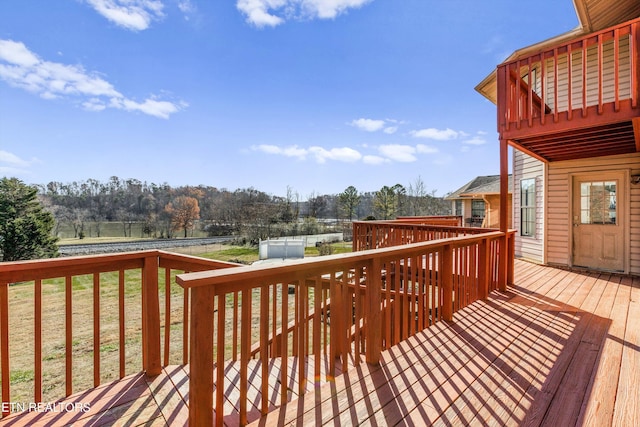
[579,181,616,225]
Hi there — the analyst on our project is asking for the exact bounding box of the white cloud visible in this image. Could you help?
[252,142,438,165]
[0,150,36,167]
[363,155,387,165]
[237,0,372,27]
[378,144,417,162]
[0,40,39,67]
[252,144,362,164]
[462,136,487,145]
[303,0,372,19]
[86,0,165,31]
[178,0,194,14]
[0,39,185,119]
[252,144,308,159]
[416,144,438,154]
[383,126,398,134]
[350,118,385,132]
[309,146,361,163]
[410,128,459,141]
[351,118,403,134]
[0,150,40,175]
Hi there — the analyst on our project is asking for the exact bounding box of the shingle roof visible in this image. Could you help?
[446,175,512,199]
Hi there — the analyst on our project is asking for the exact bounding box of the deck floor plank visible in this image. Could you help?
[470,269,593,426]
[577,275,632,426]
[612,275,640,427]
[409,268,587,427]
[540,273,619,426]
[431,270,585,427]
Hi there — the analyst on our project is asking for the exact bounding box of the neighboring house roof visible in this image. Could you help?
[475,0,640,104]
[446,175,512,200]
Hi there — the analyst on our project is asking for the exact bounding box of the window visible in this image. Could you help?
[520,178,536,237]
[471,200,485,218]
[454,200,462,216]
[580,181,616,225]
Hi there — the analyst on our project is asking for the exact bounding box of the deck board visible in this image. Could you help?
[249,262,638,427]
[612,276,640,427]
[1,260,638,427]
[577,275,632,425]
[432,270,579,426]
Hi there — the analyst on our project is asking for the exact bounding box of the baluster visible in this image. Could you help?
[442,245,453,322]
[0,282,9,417]
[94,273,101,386]
[65,276,73,396]
[35,279,42,402]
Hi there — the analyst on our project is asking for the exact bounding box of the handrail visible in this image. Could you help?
[177,229,515,426]
[351,220,496,252]
[0,250,240,418]
[497,16,640,133]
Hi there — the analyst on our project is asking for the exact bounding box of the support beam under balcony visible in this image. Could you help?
[499,138,509,292]
[633,117,640,151]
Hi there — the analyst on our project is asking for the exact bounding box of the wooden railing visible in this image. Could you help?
[395,215,462,227]
[497,17,640,136]
[352,220,496,252]
[177,229,514,426]
[0,250,239,418]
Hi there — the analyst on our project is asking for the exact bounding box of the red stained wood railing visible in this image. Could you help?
[0,227,515,425]
[352,220,497,252]
[177,228,514,426]
[497,17,640,137]
[0,250,238,418]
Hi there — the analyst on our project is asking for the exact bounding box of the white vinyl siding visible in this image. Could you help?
[513,150,545,263]
[546,152,640,274]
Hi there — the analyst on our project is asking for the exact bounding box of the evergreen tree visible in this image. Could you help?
[339,185,361,221]
[0,177,58,261]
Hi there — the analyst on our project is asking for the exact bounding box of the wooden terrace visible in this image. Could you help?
[0,221,637,426]
[0,259,637,426]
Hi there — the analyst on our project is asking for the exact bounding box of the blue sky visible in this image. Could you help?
[0,0,579,198]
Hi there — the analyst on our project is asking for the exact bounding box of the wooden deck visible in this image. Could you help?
[1,260,637,426]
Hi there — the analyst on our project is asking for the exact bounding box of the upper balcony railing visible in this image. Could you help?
[497,17,640,140]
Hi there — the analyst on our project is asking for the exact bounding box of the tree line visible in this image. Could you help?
[1,175,450,260]
[34,176,449,242]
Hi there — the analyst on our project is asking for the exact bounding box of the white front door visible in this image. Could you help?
[572,174,625,272]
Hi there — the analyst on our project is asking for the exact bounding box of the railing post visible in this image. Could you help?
[634,21,640,107]
[1,282,9,418]
[498,235,508,292]
[497,64,508,133]
[142,255,161,377]
[189,285,215,425]
[442,244,453,322]
[365,258,382,365]
[478,238,489,300]
[507,232,515,286]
